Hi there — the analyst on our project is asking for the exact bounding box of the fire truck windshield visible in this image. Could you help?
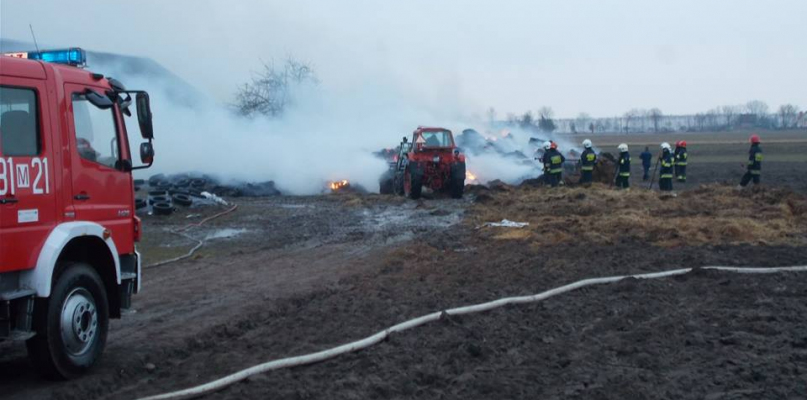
[420,131,452,147]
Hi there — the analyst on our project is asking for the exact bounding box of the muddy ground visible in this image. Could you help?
[1,134,806,400]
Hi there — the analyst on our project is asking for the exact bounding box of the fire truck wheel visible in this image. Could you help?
[152,202,174,215]
[26,263,109,380]
[172,194,193,206]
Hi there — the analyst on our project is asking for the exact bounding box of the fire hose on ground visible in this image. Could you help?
[146,204,239,268]
[135,264,807,400]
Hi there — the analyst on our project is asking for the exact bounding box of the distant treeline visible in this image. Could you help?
[498,101,804,134]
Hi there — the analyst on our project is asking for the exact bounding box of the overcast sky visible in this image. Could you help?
[2,0,804,118]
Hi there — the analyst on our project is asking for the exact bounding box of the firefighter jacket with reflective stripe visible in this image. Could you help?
[747,144,762,174]
[580,148,596,171]
[618,151,631,177]
[542,149,565,174]
[675,147,688,166]
[660,149,674,179]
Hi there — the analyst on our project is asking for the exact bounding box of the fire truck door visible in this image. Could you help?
[0,81,58,273]
[64,83,134,253]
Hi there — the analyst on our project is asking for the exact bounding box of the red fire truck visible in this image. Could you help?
[0,48,155,378]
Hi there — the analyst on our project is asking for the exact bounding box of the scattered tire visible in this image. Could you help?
[148,190,169,197]
[26,263,109,379]
[172,194,193,206]
[133,186,141,192]
[188,190,206,199]
[149,195,170,205]
[148,174,166,186]
[190,179,207,188]
[152,202,173,216]
[135,199,147,210]
[155,181,173,190]
[169,188,190,196]
[175,179,191,188]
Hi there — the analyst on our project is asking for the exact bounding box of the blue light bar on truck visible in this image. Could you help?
[17,48,87,67]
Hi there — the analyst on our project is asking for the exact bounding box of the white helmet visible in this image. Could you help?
[582,139,592,149]
[661,142,671,151]
[618,143,628,152]
[543,141,552,150]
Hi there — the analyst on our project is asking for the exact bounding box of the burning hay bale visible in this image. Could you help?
[327,180,367,194]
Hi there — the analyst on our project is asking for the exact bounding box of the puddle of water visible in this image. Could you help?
[205,228,247,240]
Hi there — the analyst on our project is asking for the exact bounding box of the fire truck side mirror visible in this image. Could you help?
[139,142,154,165]
[85,90,114,110]
[136,92,154,139]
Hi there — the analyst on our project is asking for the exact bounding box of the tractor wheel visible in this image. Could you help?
[26,263,109,379]
[405,165,423,200]
[450,163,466,199]
[393,174,405,196]
[450,177,465,199]
[379,178,394,195]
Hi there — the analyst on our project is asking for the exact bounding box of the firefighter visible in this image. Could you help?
[579,139,596,185]
[674,140,688,182]
[659,142,674,192]
[615,143,631,189]
[738,134,763,188]
[542,141,565,187]
[640,146,653,180]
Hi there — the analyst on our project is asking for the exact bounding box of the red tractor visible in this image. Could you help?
[380,127,466,199]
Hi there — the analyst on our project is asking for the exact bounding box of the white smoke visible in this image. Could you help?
[94,53,594,194]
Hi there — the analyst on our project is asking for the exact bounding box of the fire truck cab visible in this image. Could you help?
[0,48,155,379]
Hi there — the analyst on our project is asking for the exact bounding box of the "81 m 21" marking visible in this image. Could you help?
[0,157,50,196]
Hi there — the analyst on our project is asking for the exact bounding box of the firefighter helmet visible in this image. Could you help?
[750,134,761,144]
[661,142,671,151]
[680,140,687,147]
[542,141,551,150]
[618,143,628,152]
[582,139,592,148]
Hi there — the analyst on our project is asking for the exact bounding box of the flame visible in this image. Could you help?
[329,179,350,191]
[466,171,477,182]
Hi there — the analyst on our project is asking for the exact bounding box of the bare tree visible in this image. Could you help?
[745,100,769,119]
[537,106,554,120]
[575,113,592,134]
[778,104,800,128]
[721,105,738,128]
[234,57,318,118]
[648,108,663,132]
